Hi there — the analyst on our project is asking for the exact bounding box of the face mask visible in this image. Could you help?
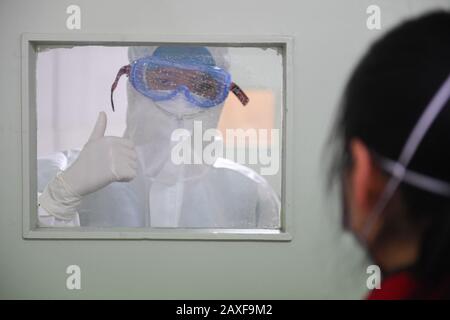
[123,81,224,184]
[154,95,206,119]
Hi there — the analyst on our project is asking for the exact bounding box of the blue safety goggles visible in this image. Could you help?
[111,56,249,111]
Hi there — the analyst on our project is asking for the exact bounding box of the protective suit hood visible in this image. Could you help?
[123,46,227,185]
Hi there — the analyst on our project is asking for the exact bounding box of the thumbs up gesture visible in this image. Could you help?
[61,112,138,197]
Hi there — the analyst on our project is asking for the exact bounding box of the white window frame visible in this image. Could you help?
[21,33,294,241]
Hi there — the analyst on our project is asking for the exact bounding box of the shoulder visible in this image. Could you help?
[213,158,280,204]
[213,157,271,185]
[213,158,281,227]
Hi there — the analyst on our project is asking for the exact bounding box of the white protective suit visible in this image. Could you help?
[37,46,280,228]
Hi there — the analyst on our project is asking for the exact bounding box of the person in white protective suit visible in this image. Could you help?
[37,46,280,228]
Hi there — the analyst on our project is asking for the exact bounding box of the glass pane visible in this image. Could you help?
[36,44,283,230]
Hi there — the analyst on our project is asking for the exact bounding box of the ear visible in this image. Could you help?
[349,138,383,216]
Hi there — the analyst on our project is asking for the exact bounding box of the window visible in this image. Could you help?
[22,34,293,240]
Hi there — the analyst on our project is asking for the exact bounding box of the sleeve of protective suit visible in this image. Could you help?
[37,112,138,226]
[38,192,81,227]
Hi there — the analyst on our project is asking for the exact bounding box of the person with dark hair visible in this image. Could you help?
[331,11,450,299]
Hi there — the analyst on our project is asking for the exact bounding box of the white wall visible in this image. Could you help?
[36,46,129,156]
[1,0,449,299]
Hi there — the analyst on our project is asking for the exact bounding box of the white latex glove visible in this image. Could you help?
[38,112,138,220]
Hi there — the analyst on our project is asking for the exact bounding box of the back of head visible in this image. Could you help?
[332,11,450,281]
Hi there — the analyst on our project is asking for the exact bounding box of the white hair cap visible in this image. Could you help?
[127,46,229,70]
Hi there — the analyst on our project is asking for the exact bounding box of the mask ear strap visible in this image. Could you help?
[230,82,250,106]
[362,73,450,240]
[110,65,131,112]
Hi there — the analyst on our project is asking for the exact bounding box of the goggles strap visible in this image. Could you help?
[230,82,250,106]
[111,66,250,110]
[110,65,131,112]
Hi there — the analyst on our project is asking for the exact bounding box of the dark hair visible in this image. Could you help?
[331,11,450,281]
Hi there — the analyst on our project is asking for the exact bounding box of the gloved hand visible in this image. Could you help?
[38,112,138,220]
